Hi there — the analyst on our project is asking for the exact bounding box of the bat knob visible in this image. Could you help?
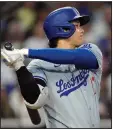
[4,42,14,51]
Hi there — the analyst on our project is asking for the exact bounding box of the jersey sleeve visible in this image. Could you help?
[80,43,103,71]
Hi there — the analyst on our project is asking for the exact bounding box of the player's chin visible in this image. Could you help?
[76,40,84,47]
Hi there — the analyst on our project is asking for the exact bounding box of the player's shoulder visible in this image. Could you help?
[27,59,55,71]
[79,43,102,56]
[27,59,46,70]
[79,43,99,49]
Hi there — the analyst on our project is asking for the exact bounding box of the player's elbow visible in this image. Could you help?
[93,59,99,69]
[87,55,99,69]
[24,86,48,109]
[75,49,99,69]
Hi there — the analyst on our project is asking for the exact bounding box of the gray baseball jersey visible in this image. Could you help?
[25,43,103,128]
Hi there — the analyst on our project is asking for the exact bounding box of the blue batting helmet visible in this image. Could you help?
[43,6,90,40]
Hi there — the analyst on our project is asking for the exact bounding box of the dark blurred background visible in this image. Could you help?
[1,1,111,128]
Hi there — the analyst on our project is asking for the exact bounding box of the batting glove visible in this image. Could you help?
[1,47,25,71]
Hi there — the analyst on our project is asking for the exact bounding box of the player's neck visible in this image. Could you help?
[57,40,75,49]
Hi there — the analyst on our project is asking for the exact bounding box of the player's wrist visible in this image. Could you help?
[13,60,25,71]
[20,49,29,57]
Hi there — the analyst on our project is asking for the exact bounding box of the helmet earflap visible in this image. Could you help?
[54,22,75,38]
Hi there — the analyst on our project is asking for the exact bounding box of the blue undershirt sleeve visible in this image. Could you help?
[28,48,98,69]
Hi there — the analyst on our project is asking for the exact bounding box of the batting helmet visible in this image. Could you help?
[43,6,90,40]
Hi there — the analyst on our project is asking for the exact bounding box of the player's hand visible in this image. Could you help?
[1,42,25,70]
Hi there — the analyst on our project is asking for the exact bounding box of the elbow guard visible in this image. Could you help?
[24,84,48,109]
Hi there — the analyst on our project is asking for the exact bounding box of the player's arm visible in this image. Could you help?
[1,46,48,109]
[16,66,48,109]
[23,62,48,109]
[21,43,102,69]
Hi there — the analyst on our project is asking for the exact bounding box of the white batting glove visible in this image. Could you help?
[1,47,25,71]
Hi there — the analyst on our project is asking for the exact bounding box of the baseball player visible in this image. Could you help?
[1,7,103,128]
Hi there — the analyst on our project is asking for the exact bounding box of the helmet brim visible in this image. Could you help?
[72,15,90,26]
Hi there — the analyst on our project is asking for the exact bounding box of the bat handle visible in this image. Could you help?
[4,42,14,51]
